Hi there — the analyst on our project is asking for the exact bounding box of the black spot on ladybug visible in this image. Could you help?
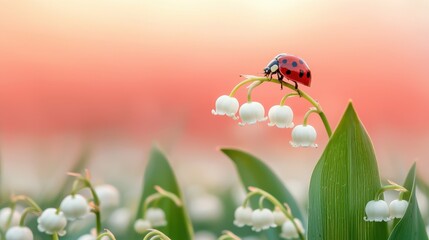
[299,60,304,64]
[307,71,311,78]
[282,59,287,64]
[292,61,297,67]
[299,69,304,78]
[286,69,291,75]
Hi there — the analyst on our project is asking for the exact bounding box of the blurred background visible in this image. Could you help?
[1,0,429,238]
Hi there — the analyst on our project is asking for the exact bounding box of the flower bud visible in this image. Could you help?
[37,208,67,236]
[251,208,276,232]
[239,102,267,126]
[389,199,408,219]
[364,200,391,222]
[0,208,21,231]
[281,218,304,239]
[146,208,167,227]
[95,184,120,210]
[5,226,33,240]
[268,105,294,128]
[233,206,253,227]
[290,124,317,148]
[211,95,239,119]
[134,219,152,234]
[60,194,90,221]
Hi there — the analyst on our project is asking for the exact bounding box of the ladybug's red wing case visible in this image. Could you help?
[278,55,312,87]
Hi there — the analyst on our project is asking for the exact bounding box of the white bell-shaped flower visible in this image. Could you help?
[233,206,253,227]
[37,208,67,236]
[0,208,21,231]
[389,199,409,219]
[273,209,287,226]
[134,219,152,234]
[60,194,90,221]
[364,200,391,222]
[5,226,33,240]
[268,105,294,128]
[211,95,239,120]
[251,208,276,232]
[281,218,304,239]
[95,184,120,210]
[146,208,167,227]
[290,124,317,148]
[239,102,267,126]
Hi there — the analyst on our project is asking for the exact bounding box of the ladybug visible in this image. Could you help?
[263,53,311,91]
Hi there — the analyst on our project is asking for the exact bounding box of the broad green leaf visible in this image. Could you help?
[388,163,428,240]
[222,148,305,239]
[133,146,193,240]
[308,102,388,240]
[417,174,429,224]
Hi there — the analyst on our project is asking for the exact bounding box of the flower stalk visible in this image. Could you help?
[230,76,332,137]
[243,187,305,240]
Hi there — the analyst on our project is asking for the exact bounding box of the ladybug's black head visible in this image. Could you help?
[264,58,279,77]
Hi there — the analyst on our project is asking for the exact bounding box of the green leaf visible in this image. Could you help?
[308,102,388,240]
[134,145,194,240]
[221,148,305,239]
[388,163,428,240]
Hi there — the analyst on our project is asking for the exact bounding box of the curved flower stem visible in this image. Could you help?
[97,229,117,240]
[303,108,319,126]
[143,229,171,240]
[258,196,266,210]
[375,184,408,200]
[280,92,299,106]
[230,76,332,137]
[246,81,262,102]
[244,187,306,240]
[19,207,41,226]
[142,186,182,217]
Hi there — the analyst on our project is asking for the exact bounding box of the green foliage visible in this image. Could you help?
[133,145,194,240]
[388,164,428,240]
[222,148,305,239]
[308,102,388,240]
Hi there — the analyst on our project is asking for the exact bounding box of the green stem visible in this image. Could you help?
[230,76,332,137]
[303,108,319,126]
[246,187,306,240]
[19,207,40,226]
[246,81,262,102]
[280,92,299,106]
[375,184,408,200]
[52,233,59,240]
[258,196,266,210]
[97,231,117,240]
[81,179,102,235]
[143,229,171,240]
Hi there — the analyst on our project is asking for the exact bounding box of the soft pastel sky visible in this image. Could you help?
[1,0,429,187]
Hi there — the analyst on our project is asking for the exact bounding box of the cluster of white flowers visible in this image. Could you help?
[364,199,409,222]
[212,95,317,148]
[233,206,304,239]
[134,207,167,234]
[2,183,120,240]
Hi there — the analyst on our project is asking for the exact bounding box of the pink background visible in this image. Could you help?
[1,1,429,192]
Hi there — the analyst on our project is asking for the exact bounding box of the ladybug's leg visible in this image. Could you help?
[277,72,284,90]
[293,81,302,97]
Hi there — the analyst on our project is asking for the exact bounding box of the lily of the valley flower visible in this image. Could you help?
[134,219,152,234]
[37,208,67,236]
[5,226,33,240]
[251,208,276,232]
[364,200,390,222]
[389,199,409,219]
[95,184,120,210]
[268,105,294,128]
[60,194,90,221]
[239,102,267,126]
[281,218,304,239]
[146,208,167,227]
[211,95,239,119]
[233,206,253,227]
[273,208,287,226]
[0,208,21,231]
[290,124,317,148]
